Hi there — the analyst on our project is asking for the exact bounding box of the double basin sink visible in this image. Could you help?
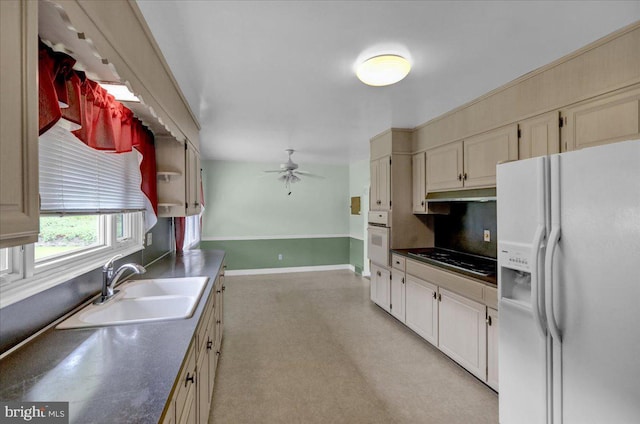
[57,277,209,329]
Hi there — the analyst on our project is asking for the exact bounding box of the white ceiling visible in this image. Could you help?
[137,1,640,165]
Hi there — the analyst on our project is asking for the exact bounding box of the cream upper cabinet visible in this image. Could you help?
[426,141,464,192]
[0,1,39,249]
[486,307,499,391]
[370,156,391,211]
[561,87,640,152]
[156,137,202,217]
[438,288,487,381]
[412,152,426,213]
[405,274,439,346]
[518,111,561,160]
[463,124,518,188]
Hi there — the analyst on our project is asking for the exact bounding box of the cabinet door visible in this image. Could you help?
[0,0,39,249]
[519,111,560,159]
[405,275,438,346]
[369,160,379,210]
[426,141,463,192]
[197,344,211,424]
[370,263,390,312]
[390,269,406,323]
[438,288,487,380]
[412,152,426,213]
[186,141,201,216]
[463,124,518,188]
[378,157,391,211]
[486,307,499,391]
[562,87,640,152]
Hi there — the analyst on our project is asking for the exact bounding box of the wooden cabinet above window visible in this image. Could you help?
[156,136,202,217]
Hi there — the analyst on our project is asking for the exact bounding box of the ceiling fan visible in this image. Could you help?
[264,149,321,195]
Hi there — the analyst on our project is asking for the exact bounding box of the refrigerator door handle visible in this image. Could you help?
[530,224,547,337]
[545,226,562,342]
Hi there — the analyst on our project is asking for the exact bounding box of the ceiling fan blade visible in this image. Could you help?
[264,170,285,173]
[294,170,324,178]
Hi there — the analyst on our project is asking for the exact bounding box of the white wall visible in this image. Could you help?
[201,160,349,238]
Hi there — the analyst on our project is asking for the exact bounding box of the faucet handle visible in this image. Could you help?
[103,254,123,271]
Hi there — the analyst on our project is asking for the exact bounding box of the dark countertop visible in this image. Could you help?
[392,248,497,286]
[0,249,225,424]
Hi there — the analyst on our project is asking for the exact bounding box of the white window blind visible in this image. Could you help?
[39,124,146,213]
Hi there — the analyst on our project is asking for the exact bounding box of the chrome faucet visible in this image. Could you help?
[94,254,146,305]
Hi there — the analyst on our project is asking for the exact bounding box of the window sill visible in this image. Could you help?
[0,243,143,309]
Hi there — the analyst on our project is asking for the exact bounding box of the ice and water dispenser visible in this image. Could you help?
[499,241,536,306]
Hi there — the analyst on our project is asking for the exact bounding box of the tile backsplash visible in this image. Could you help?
[434,201,497,258]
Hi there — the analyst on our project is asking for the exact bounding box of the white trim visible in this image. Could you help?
[225,264,354,276]
[202,234,350,241]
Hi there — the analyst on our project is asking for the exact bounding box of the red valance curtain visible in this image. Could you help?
[38,40,158,220]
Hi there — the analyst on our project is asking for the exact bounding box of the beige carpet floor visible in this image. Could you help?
[209,270,498,424]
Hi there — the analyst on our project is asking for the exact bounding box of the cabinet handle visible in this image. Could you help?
[222,286,226,292]
[487,316,493,326]
[185,372,195,386]
[438,293,442,302]
[217,289,221,293]
[432,292,437,300]
[216,351,221,356]
[463,173,468,180]
[217,320,221,324]
[458,174,462,181]
[401,278,404,284]
[207,339,213,350]
[421,201,424,206]
[377,271,381,277]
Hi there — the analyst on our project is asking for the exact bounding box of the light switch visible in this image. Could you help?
[483,230,491,242]
[146,233,153,246]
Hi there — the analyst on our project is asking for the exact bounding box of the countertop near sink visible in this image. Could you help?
[0,250,225,424]
[392,248,497,286]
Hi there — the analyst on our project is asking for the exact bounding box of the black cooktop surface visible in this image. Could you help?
[407,248,496,277]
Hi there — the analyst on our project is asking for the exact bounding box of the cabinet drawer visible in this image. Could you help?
[391,254,406,271]
[406,259,485,304]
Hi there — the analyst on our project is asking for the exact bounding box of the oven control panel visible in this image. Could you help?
[498,241,532,272]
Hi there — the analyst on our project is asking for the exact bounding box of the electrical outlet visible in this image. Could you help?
[278,254,283,261]
[146,233,153,246]
[483,230,491,242]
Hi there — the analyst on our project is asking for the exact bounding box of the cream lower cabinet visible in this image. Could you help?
[390,268,406,323]
[486,307,499,391]
[405,275,439,346]
[438,288,487,381]
[0,0,39,249]
[370,263,391,312]
[163,268,225,424]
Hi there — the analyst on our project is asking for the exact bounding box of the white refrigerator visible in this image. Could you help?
[496,140,640,424]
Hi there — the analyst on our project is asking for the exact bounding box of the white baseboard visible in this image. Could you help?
[225,264,356,276]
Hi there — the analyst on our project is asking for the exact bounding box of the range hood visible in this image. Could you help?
[426,188,496,202]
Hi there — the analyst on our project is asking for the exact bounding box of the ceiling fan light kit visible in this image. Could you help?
[356,54,411,87]
[264,149,322,195]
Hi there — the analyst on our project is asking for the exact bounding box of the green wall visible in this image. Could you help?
[200,237,349,270]
[200,159,369,273]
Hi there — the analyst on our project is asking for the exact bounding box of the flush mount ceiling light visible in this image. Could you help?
[356,54,411,87]
[99,83,140,102]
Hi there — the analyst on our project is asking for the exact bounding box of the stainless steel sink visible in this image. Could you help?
[57,277,209,329]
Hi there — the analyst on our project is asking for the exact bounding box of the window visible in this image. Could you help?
[184,214,201,249]
[0,212,143,309]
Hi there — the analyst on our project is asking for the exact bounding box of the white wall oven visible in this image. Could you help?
[367,211,390,266]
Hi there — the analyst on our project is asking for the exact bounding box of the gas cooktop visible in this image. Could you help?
[407,248,496,277]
